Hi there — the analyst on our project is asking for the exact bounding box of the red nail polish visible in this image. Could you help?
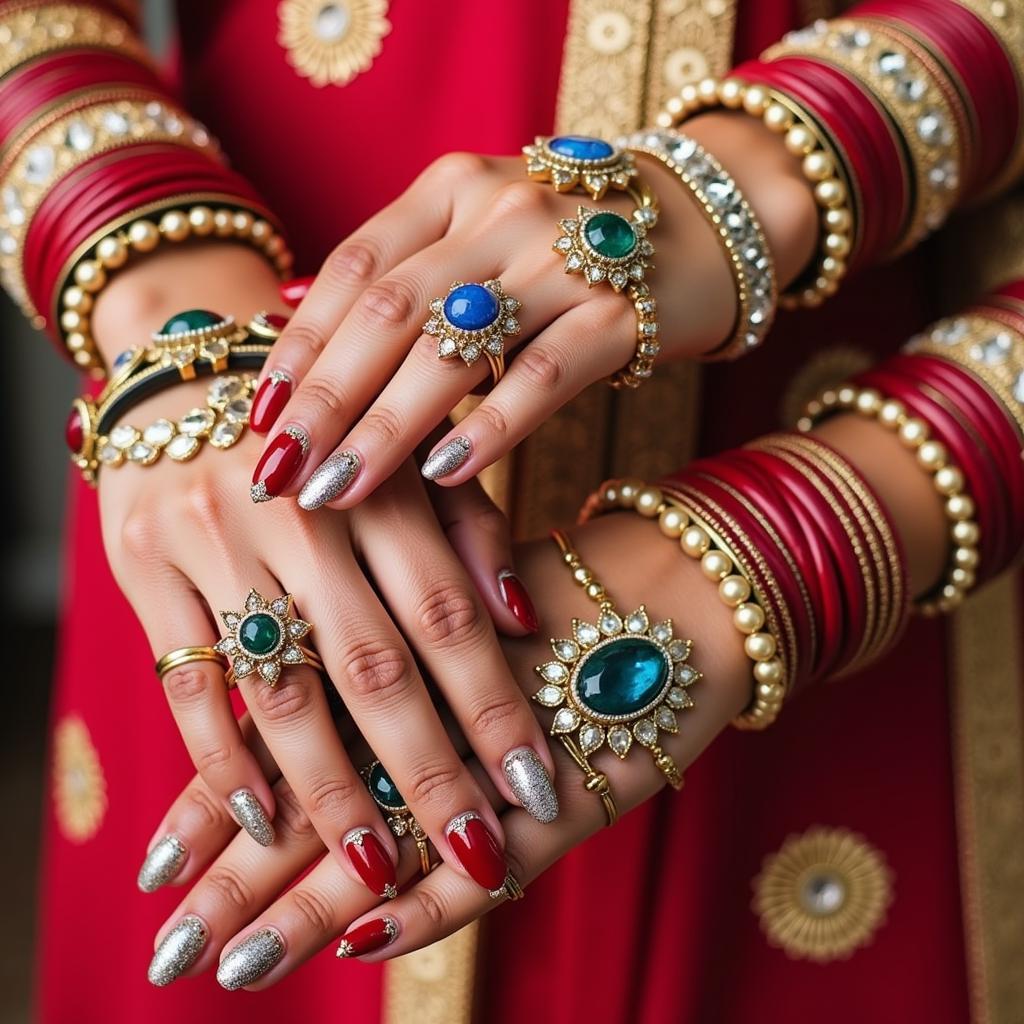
[251,426,309,502]
[343,829,397,899]
[280,277,315,308]
[250,371,293,434]
[498,571,539,633]
[446,813,507,892]
[336,917,398,959]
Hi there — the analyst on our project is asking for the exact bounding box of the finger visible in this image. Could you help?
[355,470,558,826]
[429,475,539,636]
[422,297,635,488]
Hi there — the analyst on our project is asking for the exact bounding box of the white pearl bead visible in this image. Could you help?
[898,417,928,447]
[855,389,882,415]
[951,520,979,546]
[946,494,975,521]
[658,506,687,537]
[917,440,947,470]
[681,525,710,557]
[127,219,159,252]
[734,603,765,634]
[933,466,964,495]
[878,400,905,427]
[754,658,783,684]
[635,487,663,517]
[719,575,750,606]
[744,632,776,661]
[953,546,979,570]
[701,550,731,580]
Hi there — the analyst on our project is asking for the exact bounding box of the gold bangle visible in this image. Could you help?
[659,77,857,309]
[800,382,981,614]
[155,646,229,679]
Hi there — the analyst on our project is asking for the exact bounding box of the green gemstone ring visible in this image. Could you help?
[361,759,433,875]
[553,206,655,292]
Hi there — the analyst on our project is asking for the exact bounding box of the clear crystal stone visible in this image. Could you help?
[65,119,94,151]
[210,420,243,447]
[875,49,905,76]
[932,318,968,345]
[579,724,604,753]
[281,645,304,663]
[535,685,566,707]
[656,706,677,731]
[462,343,481,362]
[1013,370,1024,404]
[554,640,579,661]
[676,663,699,686]
[929,159,959,190]
[565,254,583,271]
[610,271,627,288]
[667,686,693,708]
[600,612,622,635]
[576,622,600,645]
[486,337,503,354]
[502,316,519,333]
[801,873,847,915]
[25,145,55,183]
[608,725,632,756]
[216,636,239,655]
[552,707,580,733]
[259,660,280,683]
[233,657,253,676]
[128,441,156,462]
[833,26,870,52]
[973,332,1013,365]
[541,662,568,682]
[110,424,138,449]
[287,619,310,637]
[165,434,200,460]
[270,597,290,615]
[438,338,457,357]
[625,610,648,633]
[223,398,252,423]
[585,266,606,283]
[554,236,572,252]
[179,409,215,436]
[246,591,264,611]
[895,76,926,102]
[315,3,350,41]
[668,639,690,661]
[2,185,24,225]
[209,375,244,404]
[706,177,734,207]
[102,110,129,134]
[916,110,947,144]
[98,442,121,464]
[0,231,15,256]
[633,719,658,746]
[143,420,174,447]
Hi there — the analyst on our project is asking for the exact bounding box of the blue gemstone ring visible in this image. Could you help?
[523,135,638,200]
[423,280,522,385]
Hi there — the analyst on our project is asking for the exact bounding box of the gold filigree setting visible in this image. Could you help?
[53,716,107,843]
[278,0,390,88]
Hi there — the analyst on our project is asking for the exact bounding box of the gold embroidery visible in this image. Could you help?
[753,826,894,962]
[278,0,390,88]
[777,344,873,427]
[53,716,107,843]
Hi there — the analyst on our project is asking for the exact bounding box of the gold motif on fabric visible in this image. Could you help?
[53,716,107,843]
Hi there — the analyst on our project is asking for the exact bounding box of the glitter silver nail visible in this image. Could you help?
[502,747,559,823]
[421,436,472,481]
[229,789,275,847]
[298,449,361,510]
[216,928,285,991]
[137,835,187,893]
[147,915,208,987]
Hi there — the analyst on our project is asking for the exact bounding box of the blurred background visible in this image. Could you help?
[1,6,173,1021]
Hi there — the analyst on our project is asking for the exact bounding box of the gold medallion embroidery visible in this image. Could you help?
[278,0,390,88]
[53,715,107,843]
[753,826,893,962]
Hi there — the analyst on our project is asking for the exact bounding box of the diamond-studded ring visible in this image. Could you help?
[523,134,638,200]
[423,280,522,386]
[361,759,433,876]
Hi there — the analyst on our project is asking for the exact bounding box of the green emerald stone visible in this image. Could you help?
[159,309,223,335]
[367,762,406,810]
[575,637,669,717]
[239,612,281,656]
[583,212,637,259]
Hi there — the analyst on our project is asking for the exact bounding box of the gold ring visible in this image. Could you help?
[155,646,228,679]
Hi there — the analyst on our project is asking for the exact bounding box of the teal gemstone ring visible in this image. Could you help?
[553,205,655,293]
[361,759,433,875]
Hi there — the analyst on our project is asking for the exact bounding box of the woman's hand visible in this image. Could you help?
[142,513,753,986]
[250,113,816,509]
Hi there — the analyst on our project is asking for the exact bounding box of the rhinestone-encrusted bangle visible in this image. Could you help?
[799,384,981,615]
[657,78,856,309]
[582,479,788,730]
[623,130,776,360]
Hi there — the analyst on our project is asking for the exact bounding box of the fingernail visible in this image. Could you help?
[343,828,397,899]
[298,449,360,510]
[147,915,208,987]
[502,747,558,823]
[280,276,314,308]
[421,435,472,480]
[217,928,285,990]
[229,789,275,847]
[336,916,399,959]
[498,570,539,633]
[137,835,187,893]
[251,425,309,502]
[250,370,293,434]
[445,812,508,893]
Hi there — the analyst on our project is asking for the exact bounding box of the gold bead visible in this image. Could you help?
[916,440,948,470]
[734,602,765,634]
[73,260,105,292]
[251,219,272,242]
[946,494,975,521]
[855,389,882,415]
[950,567,976,589]
[951,520,979,546]
[66,331,88,351]
[95,235,128,268]
[680,83,700,106]
[73,348,93,367]
[618,479,643,506]
[573,567,592,585]
[188,205,215,235]
[232,210,254,236]
[586,583,603,600]
[159,210,190,241]
[817,275,839,297]
[953,545,979,569]
[214,209,234,236]
[764,102,792,132]
[743,86,769,116]
[824,232,850,258]
[785,125,816,156]
[756,679,784,703]
[802,151,834,182]
[655,111,673,128]
[878,400,905,427]
[933,466,964,495]
[264,234,285,257]
[941,583,964,605]
[801,288,825,308]
[701,550,731,580]
[754,658,783,684]
[898,417,928,447]
[665,95,684,115]
[276,250,295,272]
[60,309,82,332]
[837,385,858,407]
[718,78,745,107]
[635,486,663,517]
[681,524,710,557]
[658,506,688,538]
[127,219,159,252]
[62,286,92,314]
[602,484,619,505]
[697,77,718,103]
[744,632,776,661]
[814,178,846,207]
[824,207,853,232]
[821,256,846,281]
[719,574,750,606]
[821,389,838,407]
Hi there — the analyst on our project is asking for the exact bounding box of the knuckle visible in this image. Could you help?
[194,741,237,776]
[472,402,512,439]
[119,510,161,564]
[305,773,359,820]
[429,151,490,185]
[182,475,228,534]
[281,320,328,362]
[251,677,314,727]
[406,758,462,809]
[203,866,256,912]
[467,693,524,738]
[415,581,481,648]
[360,405,405,447]
[488,180,547,221]
[273,784,316,839]
[184,786,224,830]
[324,238,384,290]
[294,376,345,424]
[341,638,412,703]
[162,666,213,705]
[515,345,563,391]
[471,505,510,543]
[411,886,448,928]
[289,887,336,935]
[357,279,418,331]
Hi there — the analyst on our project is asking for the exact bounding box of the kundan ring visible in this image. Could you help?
[215,588,320,687]
[424,280,521,387]
[522,134,638,200]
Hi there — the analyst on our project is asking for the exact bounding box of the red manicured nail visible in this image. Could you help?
[251,426,309,502]
[498,571,539,633]
[250,371,293,434]
[343,828,397,899]
[336,917,398,959]
[280,276,315,308]
[446,813,507,892]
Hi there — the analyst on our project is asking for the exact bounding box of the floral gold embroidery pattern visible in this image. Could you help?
[278,0,390,88]
[753,826,893,962]
[53,716,107,843]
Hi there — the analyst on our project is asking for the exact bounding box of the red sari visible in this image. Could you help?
[37,2,1023,1021]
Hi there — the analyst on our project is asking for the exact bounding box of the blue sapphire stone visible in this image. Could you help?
[549,135,615,161]
[575,637,669,717]
[112,349,134,372]
[443,283,499,332]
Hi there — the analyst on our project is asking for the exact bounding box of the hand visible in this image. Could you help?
[142,514,752,986]
[248,114,817,509]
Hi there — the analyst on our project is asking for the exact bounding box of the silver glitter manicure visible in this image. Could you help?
[216,928,285,991]
[502,747,559,823]
[229,789,275,847]
[137,835,187,893]
[421,436,472,481]
[297,449,361,510]
[147,915,208,987]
